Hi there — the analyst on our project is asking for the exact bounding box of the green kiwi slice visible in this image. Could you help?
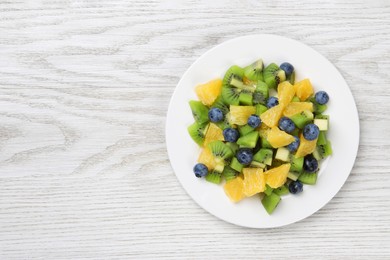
[208,140,234,164]
[189,100,209,124]
[237,131,259,148]
[205,170,222,184]
[290,110,314,129]
[244,59,264,81]
[221,86,241,105]
[187,122,209,146]
[222,65,245,87]
[211,95,229,115]
[263,63,286,89]
[261,192,281,214]
[298,171,317,185]
[253,148,273,166]
[222,166,238,181]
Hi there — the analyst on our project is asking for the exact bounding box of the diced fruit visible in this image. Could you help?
[280,62,294,76]
[189,101,209,124]
[295,133,318,158]
[277,81,295,108]
[239,92,253,105]
[313,140,333,160]
[273,184,289,196]
[204,123,224,146]
[286,136,300,152]
[211,95,229,115]
[298,172,318,185]
[317,131,327,145]
[264,184,273,196]
[260,104,284,127]
[314,118,328,131]
[275,147,290,162]
[230,157,244,172]
[253,148,273,166]
[255,104,268,116]
[263,63,286,89]
[261,192,281,214]
[290,110,314,129]
[287,171,301,181]
[188,122,209,146]
[294,79,314,101]
[208,107,224,123]
[208,140,234,165]
[198,147,217,170]
[237,131,259,148]
[267,126,295,148]
[205,170,222,184]
[229,105,256,125]
[265,163,291,188]
[224,177,245,202]
[244,59,264,81]
[238,125,254,136]
[290,155,304,172]
[283,102,314,117]
[195,79,223,106]
[222,166,238,181]
[243,168,266,197]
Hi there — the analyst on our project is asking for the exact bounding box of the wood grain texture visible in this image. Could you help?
[0,0,390,259]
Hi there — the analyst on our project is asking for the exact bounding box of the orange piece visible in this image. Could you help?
[242,168,266,197]
[224,176,245,202]
[277,81,295,108]
[295,133,318,158]
[265,163,291,188]
[229,105,256,125]
[267,126,295,148]
[294,79,314,101]
[258,124,271,139]
[283,102,314,117]
[260,104,284,127]
[203,123,224,147]
[195,79,222,106]
[198,147,217,170]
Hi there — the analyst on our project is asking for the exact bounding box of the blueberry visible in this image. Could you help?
[266,97,279,108]
[223,128,239,143]
[303,124,319,141]
[280,62,294,76]
[278,117,296,133]
[315,91,329,105]
[193,163,208,178]
[247,114,261,128]
[303,155,318,172]
[208,107,224,122]
[236,148,253,165]
[289,181,303,194]
[287,136,300,152]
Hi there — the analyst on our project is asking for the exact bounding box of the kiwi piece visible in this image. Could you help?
[211,95,229,115]
[298,172,317,185]
[309,97,327,114]
[291,96,300,102]
[244,59,264,81]
[223,65,245,87]
[263,63,286,89]
[274,184,289,196]
[314,140,333,160]
[261,137,273,149]
[225,142,239,155]
[205,170,222,184]
[222,166,238,181]
[291,128,300,137]
[189,100,209,124]
[239,92,253,105]
[237,131,259,148]
[187,122,209,146]
[208,140,234,164]
[287,171,301,181]
[290,110,314,129]
[221,86,241,105]
[255,104,268,116]
[290,155,304,172]
[275,147,290,162]
[238,124,254,136]
[250,160,266,168]
[317,131,327,146]
[261,192,281,214]
[230,157,244,173]
[215,113,232,130]
[253,148,273,166]
[253,81,269,105]
[264,184,274,196]
[288,71,296,84]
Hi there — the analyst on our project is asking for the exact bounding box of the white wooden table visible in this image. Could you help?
[0,1,389,259]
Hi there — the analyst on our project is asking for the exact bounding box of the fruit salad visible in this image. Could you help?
[188,60,332,214]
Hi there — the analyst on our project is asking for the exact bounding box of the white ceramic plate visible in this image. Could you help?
[166,34,359,228]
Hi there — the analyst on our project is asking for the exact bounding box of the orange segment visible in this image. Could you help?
[294,79,314,101]
[258,124,271,138]
[277,81,295,108]
[224,176,245,202]
[267,126,295,148]
[295,133,318,158]
[198,147,217,170]
[204,123,224,146]
[260,104,284,127]
[195,79,222,106]
[242,168,265,197]
[229,105,256,125]
[283,102,314,117]
[265,163,291,188]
